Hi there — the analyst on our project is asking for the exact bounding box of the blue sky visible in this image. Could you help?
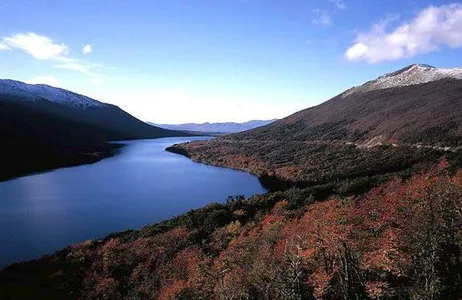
[0,0,461,123]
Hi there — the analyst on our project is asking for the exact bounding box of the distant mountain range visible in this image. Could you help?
[150,119,277,133]
[0,79,187,181]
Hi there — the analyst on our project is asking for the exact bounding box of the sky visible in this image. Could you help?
[0,0,461,123]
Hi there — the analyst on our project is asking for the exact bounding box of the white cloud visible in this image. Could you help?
[346,43,368,60]
[0,32,103,78]
[312,9,332,27]
[2,33,68,60]
[82,44,92,55]
[345,4,462,63]
[329,0,346,10]
[25,76,61,87]
[0,43,10,50]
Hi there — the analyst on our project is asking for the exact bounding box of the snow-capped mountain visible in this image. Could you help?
[0,79,106,109]
[345,64,462,96]
[0,79,188,142]
[233,64,462,147]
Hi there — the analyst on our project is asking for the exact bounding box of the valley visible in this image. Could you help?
[0,137,266,268]
[1,64,461,299]
[3,0,462,297]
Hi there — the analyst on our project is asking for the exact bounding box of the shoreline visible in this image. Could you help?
[0,138,263,270]
[0,143,125,184]
[166,144,306,192]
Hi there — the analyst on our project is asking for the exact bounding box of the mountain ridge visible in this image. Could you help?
[227,74,462,147]
[151,119,277,133]
[344,63,462,97]
[0,79,107,108]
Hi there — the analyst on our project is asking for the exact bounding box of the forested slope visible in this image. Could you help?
[1,164,460,299]
[1,65,462,299]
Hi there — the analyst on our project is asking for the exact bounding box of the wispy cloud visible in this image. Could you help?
[0,32,103,82]
[345,4,462,63]
[82,44,92,55]
[25,76,61,87]
[53,56,97,76]
[55,62,91,74]
[312,0,347,27]
[312,9,332,27]
[329,0,346,10]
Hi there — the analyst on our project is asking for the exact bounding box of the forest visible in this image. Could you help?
[166,139,461,192]
[1,161,460,299]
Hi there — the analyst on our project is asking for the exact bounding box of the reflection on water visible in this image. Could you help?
[0,137,266,267]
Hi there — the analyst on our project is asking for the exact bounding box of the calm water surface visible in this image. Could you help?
[0,137,266,267]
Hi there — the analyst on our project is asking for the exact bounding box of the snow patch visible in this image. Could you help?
[0,79,107,109]
[344,64,462,97]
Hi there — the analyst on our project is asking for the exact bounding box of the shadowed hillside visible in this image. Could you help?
[0,80,188,181]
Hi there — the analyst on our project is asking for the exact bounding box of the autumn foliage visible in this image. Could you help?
[168,139,448,189]
[1,164,462,299]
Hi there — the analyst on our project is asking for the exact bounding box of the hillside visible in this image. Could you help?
[229,65,462,147]
[1,65,461,300]
[167,65,462,189]
[0,164,460,300]
[152,119,277,133]
[0,80,187,181]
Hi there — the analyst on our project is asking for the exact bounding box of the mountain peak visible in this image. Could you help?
[345,64,462,97]
[380,63,435,78]
[411,63,436,69]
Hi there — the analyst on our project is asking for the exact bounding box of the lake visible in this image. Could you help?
[0,137,267,267]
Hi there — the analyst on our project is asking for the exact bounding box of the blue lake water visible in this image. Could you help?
[0,137,266,267]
